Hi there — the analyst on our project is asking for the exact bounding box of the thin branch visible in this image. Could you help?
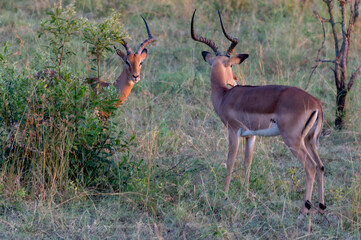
[348,64,361,91]
[329,66,336,73]
[345,1,360,69]
[309,11,328,81]
[340,1,347,37]
[347,4,354,63]
[325,0,340,56]
[339,0,348,72]
[314,11,330,22]
[347,0,360,42]
[347,1,355,37]
[317,59,337,63]
[352,0,360,24]
[0,218,15,228]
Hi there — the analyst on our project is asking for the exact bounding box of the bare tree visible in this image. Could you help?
[310,0,361,130]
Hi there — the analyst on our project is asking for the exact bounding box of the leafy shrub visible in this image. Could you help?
[39,2,81,73]
[83,11,128,78]
[0,3,139,198]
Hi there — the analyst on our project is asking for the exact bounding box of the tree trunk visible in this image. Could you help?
[335,88,347,130]
[312,0,360,130]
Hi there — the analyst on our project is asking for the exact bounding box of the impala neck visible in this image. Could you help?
[114,68,135,107]
[210,67,229,114]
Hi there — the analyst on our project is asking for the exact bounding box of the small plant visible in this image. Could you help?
[39,2,81,73]
[83,11,128,78]
[201,224,230,240]
[331,187,344,204]
[287,168,301,189]
[0,42,28,127]
[15,187,26,200]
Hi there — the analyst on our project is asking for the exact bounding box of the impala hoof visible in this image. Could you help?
[305,200,312,210]
[318,203,327,214]
[319,203,327,210]
[300,200,312,216]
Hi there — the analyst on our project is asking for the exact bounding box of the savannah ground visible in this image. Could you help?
[0,0,361,239]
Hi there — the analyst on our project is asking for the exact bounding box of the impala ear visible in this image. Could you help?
[116,48,127,61]
[202,51,213,65]
[227,54,249,66]
[140,48,148,61]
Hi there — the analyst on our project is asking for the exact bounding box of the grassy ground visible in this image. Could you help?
[1,0,361,239]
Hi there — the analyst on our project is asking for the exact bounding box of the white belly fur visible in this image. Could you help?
[237,122,280,137]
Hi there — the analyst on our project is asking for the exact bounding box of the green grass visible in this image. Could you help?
[1,0,361,239]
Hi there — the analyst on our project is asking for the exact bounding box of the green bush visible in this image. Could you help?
[0,3,139,197]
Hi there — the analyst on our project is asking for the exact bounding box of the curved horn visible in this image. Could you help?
[136,16,156,54]
[114,39,132,56]
[191,9,222,56]
[218,10,238,57]
[121,40,132,55]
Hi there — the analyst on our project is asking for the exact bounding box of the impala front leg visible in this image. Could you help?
[224,129,240,192]
[244,136,256,197]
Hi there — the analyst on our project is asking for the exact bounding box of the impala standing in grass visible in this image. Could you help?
[191,9,326,216]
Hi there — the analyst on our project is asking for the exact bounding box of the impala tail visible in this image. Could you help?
[301,109,323,149]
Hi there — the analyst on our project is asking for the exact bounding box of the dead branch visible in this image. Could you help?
[346,0,360,91]
[309,11,329,81]
[342,0,360,74]
[339,0,348,71]
[317,59,337,63]
[348,64,361,90]
[329,66,336,73]
[325,0,340,56]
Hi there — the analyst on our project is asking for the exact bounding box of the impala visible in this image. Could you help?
[89,16,156,108]
[191,10,326,216]
[39,16,155,111]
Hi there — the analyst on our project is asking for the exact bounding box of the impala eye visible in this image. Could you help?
[140,62,143,66]
[125,60,130,66]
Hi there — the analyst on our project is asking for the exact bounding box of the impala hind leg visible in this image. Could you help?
[244,136,256,197]
[294,146,317,216]
[305,138,326,212]
[224,129,240,192]
[283,137,317,216]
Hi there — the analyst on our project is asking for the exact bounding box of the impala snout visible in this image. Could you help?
[132,74,140,82]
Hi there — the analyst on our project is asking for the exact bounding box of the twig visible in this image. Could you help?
[348,64,361,91]
[316,59,336,64]
[53,191,145,209]
[347,1,360,53]
[0,218,15,229]
[326,0,340,56]
[340,0,348,72]
[308,11,328,82]
[153,221,163,240]
[311,204,330,225]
